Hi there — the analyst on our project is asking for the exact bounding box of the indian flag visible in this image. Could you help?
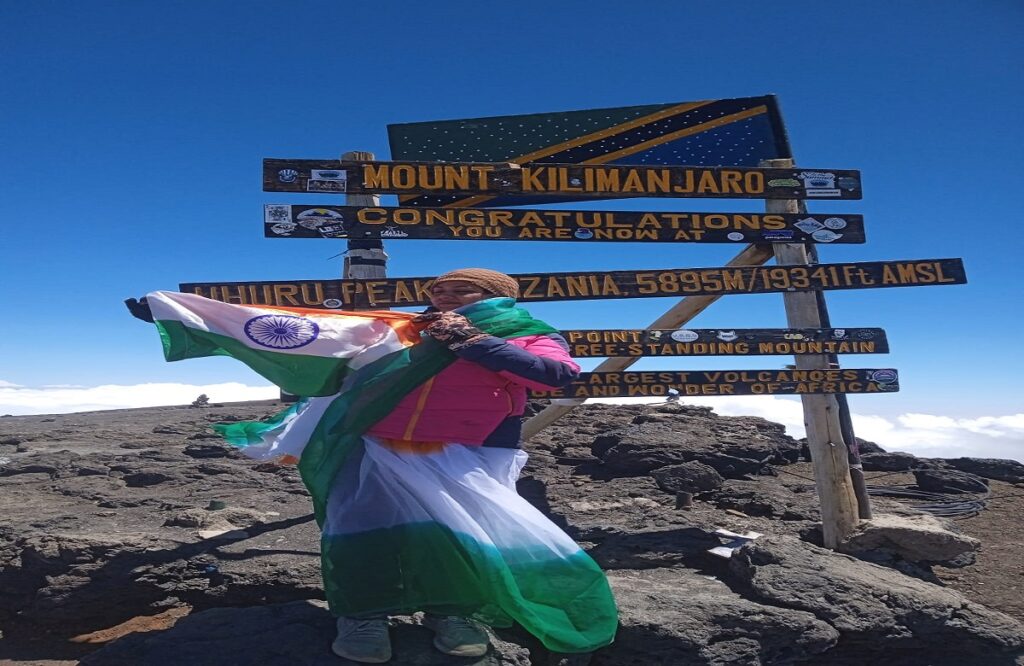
[321,436,619,653]
[143,292,618,652]
[148,291,422,397]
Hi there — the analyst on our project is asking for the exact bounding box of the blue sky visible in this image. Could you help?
[2,2,1021,458]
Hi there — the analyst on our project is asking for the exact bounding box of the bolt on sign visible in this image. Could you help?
[263,159,862,201]
[263,204,866,244]
[560,328,888,357]
[529,369,900,399]
[386,95,794,207]
[180,259,966,309]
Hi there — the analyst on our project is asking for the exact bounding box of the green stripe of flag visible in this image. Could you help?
[321,521,618,653]
[154,319,351,397]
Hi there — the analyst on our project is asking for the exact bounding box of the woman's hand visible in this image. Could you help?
[412,312,489,350]
[125,297,154,323]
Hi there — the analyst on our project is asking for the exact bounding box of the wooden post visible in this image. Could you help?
[763,158,859,548]
[280,151,387,403]
[521,242,774,439]
[804,242,873,520]
[340,151,387,282]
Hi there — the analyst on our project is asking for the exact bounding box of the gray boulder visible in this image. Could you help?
[709,480,820,522]
[592,408,800,478]
[604,567,838,665]
[860,451,932,472]
[651,461,724,494]
[913,468,989,494]
[729,535,1024,663]
[942,457,1024,484]
[841,513,980,564]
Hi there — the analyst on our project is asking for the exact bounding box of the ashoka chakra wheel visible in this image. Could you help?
[243,314,320,350]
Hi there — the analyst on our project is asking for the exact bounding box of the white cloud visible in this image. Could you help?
[587,396,1024,463]
[0,379,23,388]
[0,382,279,416]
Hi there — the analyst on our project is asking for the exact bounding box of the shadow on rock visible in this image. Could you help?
[2,513,319,641]
[81,600,533,666]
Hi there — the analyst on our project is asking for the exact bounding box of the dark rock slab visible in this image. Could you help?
[729,535,1024,664]
[942,457,1024,484]
[604,567,838,665]
[709,480,820,522]
[860,452,934,472]
[123,469,179,487]
[592,406,800,479]
[913,469,989,494]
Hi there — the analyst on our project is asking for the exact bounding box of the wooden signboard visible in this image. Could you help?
[180,259,965,309]
[264,204,865,244]
[529,368,899,399]
[561,328,888,357]
[263,159,863,200]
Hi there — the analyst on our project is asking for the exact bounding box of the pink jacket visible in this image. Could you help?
[366,333,580,446]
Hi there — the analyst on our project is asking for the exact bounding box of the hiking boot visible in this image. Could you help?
[422,614,490,657]
[332,616,392,663]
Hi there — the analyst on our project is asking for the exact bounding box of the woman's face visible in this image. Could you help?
[429,280,491,312]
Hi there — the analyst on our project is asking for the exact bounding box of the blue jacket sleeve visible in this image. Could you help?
[453,334,579,389]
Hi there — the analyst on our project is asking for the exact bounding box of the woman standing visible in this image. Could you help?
[128,268,618,663]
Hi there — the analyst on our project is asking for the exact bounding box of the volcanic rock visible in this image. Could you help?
[913,468,989,494]
[841,513,980,564]
[729,535,1024,663]
[603,567,839,665]
[650,461,724,494]
[709,480,820,521]
[943,457,1024,484]
[860,451,933,472]
[591,406,800,478]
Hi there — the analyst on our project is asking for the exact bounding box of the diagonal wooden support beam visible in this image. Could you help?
[521,242,774,439]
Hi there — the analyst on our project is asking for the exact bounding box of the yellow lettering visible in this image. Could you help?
[363,164,389,189]
[721,170,742,193]
[393,281,416,303]
[596,169,620,192]
[621,170,645,192]
[443,165,469,190]
[471,166,494,190]
[697,171,721,193]
[521,167,545,191]
[637,214,662,229]
[357,208,387,224]
[418,165,443,190]
[647,169,671,193]
[273,284,300,306]
[520,276,542,298]
[601,275,622,295]
[391,165,415,189]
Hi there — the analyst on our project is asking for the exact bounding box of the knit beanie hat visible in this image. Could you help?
[432,268,520,298]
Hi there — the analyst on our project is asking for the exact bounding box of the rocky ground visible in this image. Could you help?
[1,400,1023,665]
